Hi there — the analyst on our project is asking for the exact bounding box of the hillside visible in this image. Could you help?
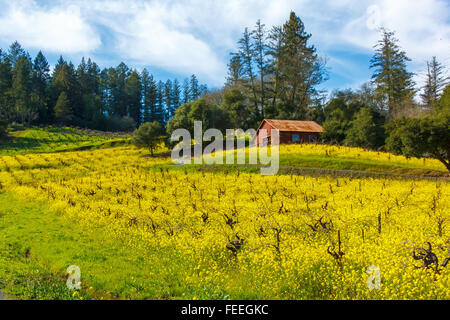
[0,144,449,300]
[165,143,448,179]
[0,126,131,156]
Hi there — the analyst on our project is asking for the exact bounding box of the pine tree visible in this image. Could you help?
[32,51,50,123]
[421,57,448,110]
[51,62,82,122]
[125,71,142,125]
[141,68,151,122]
[237,28,259,115]
[278,12,326,118]
[8,41,28,66]
[86,58,101,96]
[252,19,269,118]
[370,28,415,118]
[266,25,284,117]
[12,56,33,123]
[144,73,158,123]
[164,79,173,120]
[80,58,103,123]
[189,75,200,101]
[172,79,181,113]
[112,62,130,117]
[53,56,66,77]
[182,78,190,103]
[54,91,73,124]
[199,84,208,97]
[226,55,244,87]
[153,81,165,125]
[0,49,13,121]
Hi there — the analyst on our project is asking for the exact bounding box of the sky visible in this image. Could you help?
[0,0,449,96]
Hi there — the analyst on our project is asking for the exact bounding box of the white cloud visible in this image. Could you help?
[74,0,309,84]
[86,1,227,85]
[0,0,448,89]
[341,0,450,62]
[0,0,101,54]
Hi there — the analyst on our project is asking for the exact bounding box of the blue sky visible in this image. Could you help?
[0,0,449,96]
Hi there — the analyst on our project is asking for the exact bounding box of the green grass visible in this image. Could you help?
[0,192,213,300]
[166,148,448,178]
[0,126,131,156]
[278,153,448,177]
[0,192,352,300]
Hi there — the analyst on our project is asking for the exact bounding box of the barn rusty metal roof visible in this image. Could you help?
[263,119,324,133]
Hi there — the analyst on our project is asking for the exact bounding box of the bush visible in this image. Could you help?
[385,111,450,172]
[105,116,137,132]
[344,107,386,149]
[132,122,165,156]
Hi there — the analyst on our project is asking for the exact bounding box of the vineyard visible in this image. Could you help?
[0,140,449,300]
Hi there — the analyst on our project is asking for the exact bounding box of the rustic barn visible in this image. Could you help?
[255,119,324,146]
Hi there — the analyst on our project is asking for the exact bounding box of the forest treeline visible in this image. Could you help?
[0,42,207,131]
[166,12,449,169]
[0,11,449,169]
[167,13,448,143]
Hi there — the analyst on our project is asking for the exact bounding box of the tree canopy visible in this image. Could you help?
[132,121,165,156]
[0,41,207,131]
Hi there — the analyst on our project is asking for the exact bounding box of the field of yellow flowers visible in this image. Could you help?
[0,145,449,299]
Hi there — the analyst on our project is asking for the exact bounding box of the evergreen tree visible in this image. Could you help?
[189,74,200,101]
[153,81,165,124]
[32,51,50,123]
[81,58,103,124]
[199,84,208,97]
[112,62,130,117]
[53,56,66,77]
[252,19,270,118]
[51,62,82,123]
[421,56,448,110]
[144,73,158,123]
[436,84,450,112]
[54,91,73,124]
[12,56,33,123]
[172,79,181,113]
[277,12,326,118]
[86,58,101,95]
[226,54,244,87]
[344,107,385,149]
[0,49,13,121]
[237,28,259,115]
[266,25,284,117]
[125,71,142,125]
[8,41,28,66]
[141,68,152,123]
[220,88,253,129]
[370,28,415,118]
[182,78,190,103]
[99,67,115,116]
[164,79,173,120]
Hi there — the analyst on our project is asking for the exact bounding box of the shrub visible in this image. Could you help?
[105,116,137,132]
[132,121,165,156]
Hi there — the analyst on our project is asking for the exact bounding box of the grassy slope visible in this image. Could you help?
[0,130,447,299]
[278,154,447,176]
[167,148,448,178]
[0,127,131,156]
[0,192,210,300]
